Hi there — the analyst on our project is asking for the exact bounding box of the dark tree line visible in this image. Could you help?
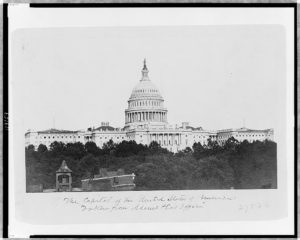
[26,137,277,191]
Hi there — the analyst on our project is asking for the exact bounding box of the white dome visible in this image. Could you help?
[129,80,163,101]
[124,59,168,129]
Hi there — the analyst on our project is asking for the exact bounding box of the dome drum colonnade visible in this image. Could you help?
[125,59,168,128]
[125,111,167,123]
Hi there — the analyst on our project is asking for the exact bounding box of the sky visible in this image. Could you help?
[11,25,285,132]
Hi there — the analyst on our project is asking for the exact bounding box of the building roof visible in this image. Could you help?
[179,126,203,131]
[38,128,78,134]
[56,160,72,173]
[94,126,115,131]
[217,127,273,133]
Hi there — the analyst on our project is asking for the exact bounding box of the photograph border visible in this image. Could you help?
[3,2,297,238]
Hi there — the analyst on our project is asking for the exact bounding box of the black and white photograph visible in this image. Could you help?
[6,3,296,237]
[21,25,281,193]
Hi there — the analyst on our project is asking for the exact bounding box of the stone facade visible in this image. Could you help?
[25,60,274,152]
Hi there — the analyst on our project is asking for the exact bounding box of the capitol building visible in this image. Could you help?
[25,60,274,152]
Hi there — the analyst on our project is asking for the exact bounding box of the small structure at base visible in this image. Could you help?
[81,168,135,191]
[56,160,72,192]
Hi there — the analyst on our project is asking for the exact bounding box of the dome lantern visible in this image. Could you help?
[141,58,149,81]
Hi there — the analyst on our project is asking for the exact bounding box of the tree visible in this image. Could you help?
[192,142,206,159]
[149,141,160,150]
[189,156,234,189]
[85,141,99,156]
[37,144,48,153]
[115,140,144,157]
[26,144,35,152]
[65,142,86,159]
[148,141,170,154]
[207,138,221,153]
[134,162,170,190]
[25,137,277,191]
[224,137,239,151]
[77,154,99,179]
[102,139,116,155]
[49,141,66,155]
[183,147,192,154]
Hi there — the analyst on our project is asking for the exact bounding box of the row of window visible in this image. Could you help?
[135,89,158,93]
[41,135,81,139]
[98,136,125,140]
[236,134,265,138]
[193,136,208,139]
[157,139,179,145]
[130,100,161,108]
[218,134,267,139]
